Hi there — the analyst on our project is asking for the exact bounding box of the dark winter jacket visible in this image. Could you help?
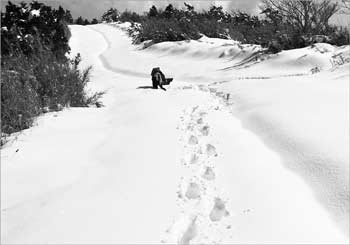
[151,67,166,85]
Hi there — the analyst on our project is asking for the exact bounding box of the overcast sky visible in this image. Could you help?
[3,0,349,25]
[5,0,261,19]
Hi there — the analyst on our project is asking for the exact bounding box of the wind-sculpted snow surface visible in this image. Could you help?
[1,23,348,244]
[213,66,350,235]
[145,35,262,61]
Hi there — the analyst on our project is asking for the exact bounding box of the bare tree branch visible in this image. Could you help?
[260,0,339,34]
[340,0,350,13]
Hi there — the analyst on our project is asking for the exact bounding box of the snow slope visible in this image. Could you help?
[213,66,349,234]
[1,23,349,244]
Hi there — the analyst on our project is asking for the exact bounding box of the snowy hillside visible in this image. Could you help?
[1,23,349,244]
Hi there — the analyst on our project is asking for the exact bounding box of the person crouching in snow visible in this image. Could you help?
[151,67,167,91]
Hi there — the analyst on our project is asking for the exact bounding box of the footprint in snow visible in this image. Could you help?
[178,216,198,245]
[188,135,198,145]
[199,111,207,117]
[187,124,194,131]
[209,198,229,222]
[192,106,199,113]
[182,86,192,90]
[200,125,210,136]
[198,85,209,92]
[206,144,218,157]
[185,182,201,199]
[215,91,225,98]
[196,118,204,124]
[202,167,215,181]
[185,153,199,165]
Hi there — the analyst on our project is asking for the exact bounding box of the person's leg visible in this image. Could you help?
[152,78,158,89]
[159,84,166,91]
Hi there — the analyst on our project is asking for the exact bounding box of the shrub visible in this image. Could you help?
[102,2,349,52]
[1,1,72,57]
[101,8,119,22]
[1,56,40,134]
[91,18,99,24]
[1,1,103,138]
[74,16,94,25]
[1,51,103,135]
[119,10,143,23]
[134,18,200,43]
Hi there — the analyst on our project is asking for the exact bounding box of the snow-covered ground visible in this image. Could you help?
[1,23,349,244]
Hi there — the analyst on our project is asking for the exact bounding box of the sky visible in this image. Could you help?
[3,0,261,19]
[2,0,348,25]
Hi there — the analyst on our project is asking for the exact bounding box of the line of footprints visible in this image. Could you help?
[173,103,230,244]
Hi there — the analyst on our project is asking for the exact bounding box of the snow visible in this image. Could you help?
[214,64,350,234]
[30,9,40,17]
[1,23,349,244]
[115,21,132,30]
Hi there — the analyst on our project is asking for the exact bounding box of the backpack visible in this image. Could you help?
[151,67,166,85]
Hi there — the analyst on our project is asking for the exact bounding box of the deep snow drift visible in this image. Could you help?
[1,23,349,244]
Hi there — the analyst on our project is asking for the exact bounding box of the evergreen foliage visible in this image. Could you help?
[1,1,103,137]
[101,2,349,52]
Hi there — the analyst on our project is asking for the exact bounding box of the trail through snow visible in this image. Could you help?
[1,24,348,244]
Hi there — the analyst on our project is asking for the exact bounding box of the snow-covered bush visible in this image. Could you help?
[74,16,99,25]
[101,8,119,22]
[107,2,349,51]
[1,1,72,57]
[1,1,103,136]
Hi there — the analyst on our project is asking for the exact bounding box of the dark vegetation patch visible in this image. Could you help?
[1,1,103,143]
[101,0,349,52]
